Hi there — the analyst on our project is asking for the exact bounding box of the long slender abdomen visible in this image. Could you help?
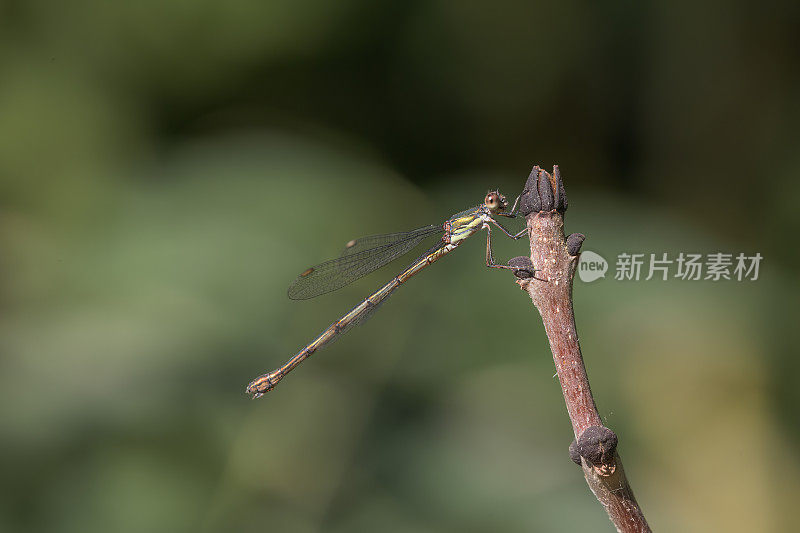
[245,242,460,398]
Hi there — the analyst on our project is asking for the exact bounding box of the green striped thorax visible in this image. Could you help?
[447,190,508,243]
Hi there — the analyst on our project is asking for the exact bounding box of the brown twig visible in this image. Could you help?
[508,166,651,532]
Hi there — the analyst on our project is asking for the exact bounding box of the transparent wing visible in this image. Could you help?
[338,226,438,256]
[287,225,442,300]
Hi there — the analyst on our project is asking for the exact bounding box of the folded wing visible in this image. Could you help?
[287,225,442,300]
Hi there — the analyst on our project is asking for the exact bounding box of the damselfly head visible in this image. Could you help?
[484,190,508,213]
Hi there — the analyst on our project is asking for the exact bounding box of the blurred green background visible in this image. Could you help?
[2,1,799,532]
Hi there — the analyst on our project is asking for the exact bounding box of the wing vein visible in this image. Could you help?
[287,225,442,300]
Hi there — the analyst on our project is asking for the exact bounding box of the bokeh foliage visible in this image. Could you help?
[2,1,799,532]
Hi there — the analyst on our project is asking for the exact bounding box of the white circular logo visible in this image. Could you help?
[578,251,608,282]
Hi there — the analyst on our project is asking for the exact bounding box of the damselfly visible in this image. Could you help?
[246,190,534,398]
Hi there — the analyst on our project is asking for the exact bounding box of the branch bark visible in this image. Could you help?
[508,166,651,532]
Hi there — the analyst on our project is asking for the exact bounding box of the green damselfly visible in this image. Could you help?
[246,191,534,398]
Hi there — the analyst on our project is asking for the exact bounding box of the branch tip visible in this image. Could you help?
[518,165,568,216]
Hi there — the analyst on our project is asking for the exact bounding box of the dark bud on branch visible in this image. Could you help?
[566,233,586,256]
[518,165,568,216]
[507,256,536,279]
[519,166,541,216]
[573,426,619,476]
